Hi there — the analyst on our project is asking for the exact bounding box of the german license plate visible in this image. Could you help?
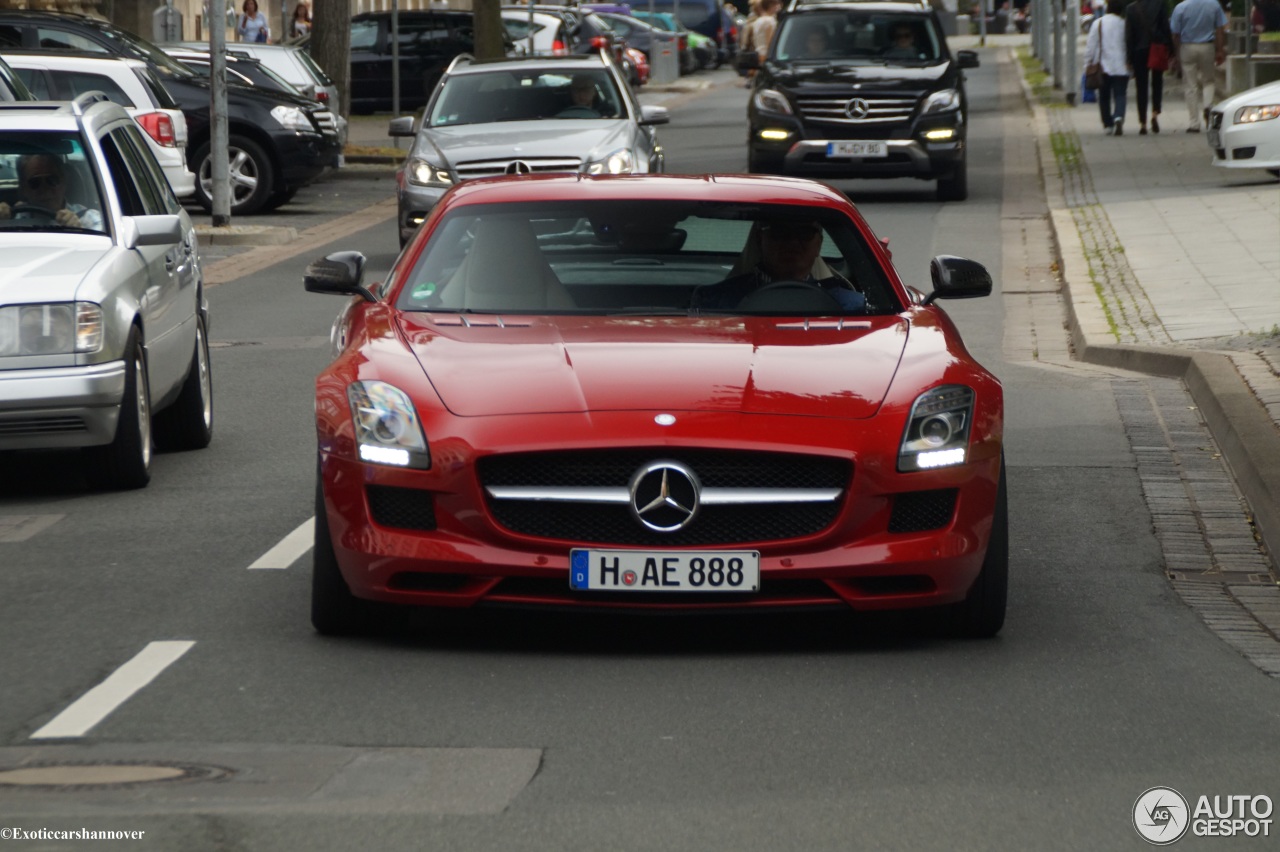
[570,549,760,592]
[827,140,887,158]
[1207,129,1221,148]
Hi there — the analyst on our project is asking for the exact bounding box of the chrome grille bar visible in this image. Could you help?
[796,96,917,124]
[487,486,843,505]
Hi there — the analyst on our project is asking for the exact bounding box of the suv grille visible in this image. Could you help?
[312,109,339,139]
[455,157,581,179]
[478,449,851,546]
[795,95,917,125]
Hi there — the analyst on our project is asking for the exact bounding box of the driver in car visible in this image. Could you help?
[0,154,103,230]
[691,217,866,311]
[557,75,603,118]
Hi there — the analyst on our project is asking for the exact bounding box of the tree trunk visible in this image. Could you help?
[473,0,505,60]
[311,0,352,118]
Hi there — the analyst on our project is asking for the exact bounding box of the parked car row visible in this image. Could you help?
[0,9,342,215]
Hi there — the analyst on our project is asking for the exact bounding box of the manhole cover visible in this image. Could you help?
[0,762,228,788]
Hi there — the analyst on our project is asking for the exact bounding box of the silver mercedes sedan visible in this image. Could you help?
[390,52,668,246]
[0,94,212,489]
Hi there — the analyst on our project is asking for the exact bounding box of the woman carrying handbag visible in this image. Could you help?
[1126,0,1172,134]
[237,0,270,44]
[1084,0,1130,135]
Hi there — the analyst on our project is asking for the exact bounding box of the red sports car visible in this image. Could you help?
[306,174,1005,636]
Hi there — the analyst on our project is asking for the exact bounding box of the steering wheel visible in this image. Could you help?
[737,280,844,312]
[12,203,60,221]
[557,105,600,119]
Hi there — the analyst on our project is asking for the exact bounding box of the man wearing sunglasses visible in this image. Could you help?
[692,217,866,311]
[0,154,103,231]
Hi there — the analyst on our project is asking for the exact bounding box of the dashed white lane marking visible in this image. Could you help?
[248,518,315,570]
[31,641,195,740]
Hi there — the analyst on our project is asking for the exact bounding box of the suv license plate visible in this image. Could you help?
[570,549,760,592]
[827,141,887,158]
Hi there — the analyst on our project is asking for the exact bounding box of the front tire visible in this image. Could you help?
[311,469,373,635]
[84,329,151,490]
[936,154,969,202]
[153,313,213,451]
[950,458,1008,638]
[193,135,275,216]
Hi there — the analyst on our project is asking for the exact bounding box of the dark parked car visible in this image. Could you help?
[349,10,516,113]
[741,2,977,201]
[0,52,31,100]
[0,10,341,215]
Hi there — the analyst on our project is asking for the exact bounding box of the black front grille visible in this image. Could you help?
[0,416,85,436]
[887,489,957,533]
[367,485,436,531]
[490,576,843,607]
[479,449,851,546]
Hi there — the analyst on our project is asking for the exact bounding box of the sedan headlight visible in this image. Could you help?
[0,303,103,356]
[1234,104,1280,124]
[587,148,636,175]
[921,88,961,114]
[753,88,794,116]
[270,104,315,133]
[347,381,430,469]
[898,385,974,472]
[406,158,453,187]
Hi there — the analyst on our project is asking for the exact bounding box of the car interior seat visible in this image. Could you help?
[455,215,576,310]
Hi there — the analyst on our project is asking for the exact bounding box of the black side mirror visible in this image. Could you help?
[304,251,376,302]
[956,50,980,69]
[737,51,760,72]
[923,255,991,305]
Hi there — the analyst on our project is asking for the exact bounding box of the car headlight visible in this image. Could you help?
[753,88,793,116]
[406,158,453,187]
[898,385,974,472]
[0,302,103,356]
[587,148,636,175]
[347,381,430,469]
[1234,104,1280,124]
[921,88,961,114]
[270,104,314,133]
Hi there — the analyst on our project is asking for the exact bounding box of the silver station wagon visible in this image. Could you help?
[0,93,211,489]
[390,52,669,246]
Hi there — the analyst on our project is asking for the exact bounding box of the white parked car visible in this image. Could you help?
[1,52,196,197]
[1208,78,1280,179]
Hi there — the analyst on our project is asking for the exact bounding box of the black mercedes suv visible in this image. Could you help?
[0,10,341,214]
[741,2,978,201]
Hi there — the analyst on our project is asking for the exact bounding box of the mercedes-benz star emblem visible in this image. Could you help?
[505,160,533,175]
[628,460,701,533]
[844,98,871,120]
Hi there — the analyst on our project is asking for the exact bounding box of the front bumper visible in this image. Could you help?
[398,182,450,245]
[777,137,964,179]
[275,132,343,188]
[0,361,126,450]
[318,441,1001,614]
[1208,111,1280,170]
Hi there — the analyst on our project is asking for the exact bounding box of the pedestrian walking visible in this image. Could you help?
[1085,0,1130,135]
[1169,0,1227,132]
[290,2,311,39]
[744,0,779,87]
[236,0,270,44]
[1125,0,1172,134]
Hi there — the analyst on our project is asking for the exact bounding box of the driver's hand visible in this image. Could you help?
[0,202,9,220]
[55,208,81,228]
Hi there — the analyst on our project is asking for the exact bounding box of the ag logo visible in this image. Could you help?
[1133,787,1190,845]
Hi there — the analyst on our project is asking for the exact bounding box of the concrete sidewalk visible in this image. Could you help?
[1011,41,1280,576]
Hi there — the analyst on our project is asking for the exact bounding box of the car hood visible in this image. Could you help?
[768,61,950,90]
[1218,78,1280,113]
[0,240,112,304]
[417,120,638,168]
[399,315,908,419]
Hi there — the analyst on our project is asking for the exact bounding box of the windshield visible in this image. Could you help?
[428,69,625,127]
[398,200,898,316]
[774,12,943,64]
[96,23,199,78]
[0,131,107,236]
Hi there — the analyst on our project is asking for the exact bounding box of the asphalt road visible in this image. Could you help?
[1,54,1278,851]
